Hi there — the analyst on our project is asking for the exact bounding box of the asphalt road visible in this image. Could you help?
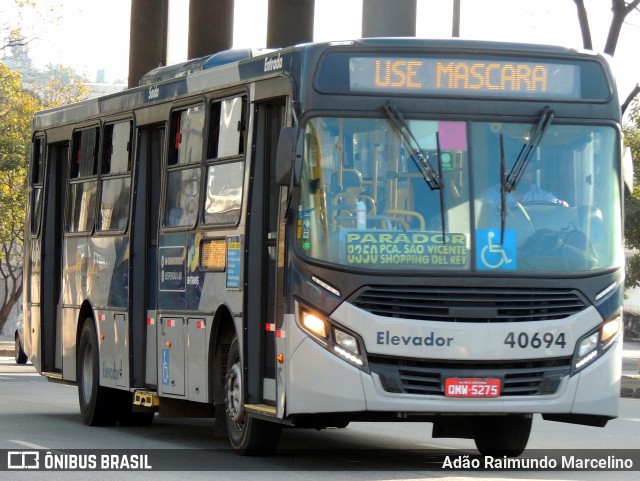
[1,355,639,481]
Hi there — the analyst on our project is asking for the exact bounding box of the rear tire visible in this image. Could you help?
[472,415,532,457]
[225,336,281,455]
[77,320,119,426]
[15,333,27,364]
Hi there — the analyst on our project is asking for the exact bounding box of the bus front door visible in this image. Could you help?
[37,142,67,374]
[245,99,287,407]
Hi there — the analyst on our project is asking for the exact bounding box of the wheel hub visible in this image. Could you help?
[226,362,245,426]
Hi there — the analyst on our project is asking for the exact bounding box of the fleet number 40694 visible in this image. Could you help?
[504,331,567,349]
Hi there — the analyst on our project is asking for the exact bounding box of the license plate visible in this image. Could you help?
[444,378,501,398]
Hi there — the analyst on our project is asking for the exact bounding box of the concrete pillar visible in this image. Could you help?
[128,0,169,88]
[266,0,315,48]
[452,0,461,37]
[362,0,416,37]
[188,0,234,60]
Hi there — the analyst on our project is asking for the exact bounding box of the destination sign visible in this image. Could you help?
[349,56,580,98]
[315,52,610,100]
[342,231,469,268]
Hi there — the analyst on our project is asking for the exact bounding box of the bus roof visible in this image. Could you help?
[32,38,614,131]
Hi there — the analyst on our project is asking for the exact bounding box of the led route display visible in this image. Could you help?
[349,56,580,98]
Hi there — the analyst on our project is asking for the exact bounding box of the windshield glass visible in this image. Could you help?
[296,117,621,273]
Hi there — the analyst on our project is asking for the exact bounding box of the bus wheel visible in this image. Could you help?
[77,320,118,426]
[224,336,281,455]
[472,414,532,457]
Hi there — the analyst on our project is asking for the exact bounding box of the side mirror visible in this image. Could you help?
[275,127,298,186]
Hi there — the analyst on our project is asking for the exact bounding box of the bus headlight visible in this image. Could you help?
[577,332,598,358]
[301,311,328,341]
[573,315,621,372]
[335,329,359,355]
[297,305,367,371]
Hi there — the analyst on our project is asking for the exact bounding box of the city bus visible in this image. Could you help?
[24,39,627,456]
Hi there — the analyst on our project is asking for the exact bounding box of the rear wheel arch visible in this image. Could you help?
[209,305,236,406]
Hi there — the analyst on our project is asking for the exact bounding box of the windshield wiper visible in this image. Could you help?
[503,107,554,193]
[382,101,443,191]
[382,101,447,238]
[499,133,507,244]
[499,107,554,244]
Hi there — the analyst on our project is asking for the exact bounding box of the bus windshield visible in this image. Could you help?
[297,116,621,273]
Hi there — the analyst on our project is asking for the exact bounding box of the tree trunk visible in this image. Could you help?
[573,0,593,49]
[604,0,640,56]
[0,282,22,334]
[622,84,640,116]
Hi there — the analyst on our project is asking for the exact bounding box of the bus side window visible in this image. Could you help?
[169,105,205,166]
[68,127,99,232]
[165,168,201,227]
[204,161,244,225]
[30,137,45,235]
[164,105,205,228]
[99,121,132,231]
[203,95,247,226]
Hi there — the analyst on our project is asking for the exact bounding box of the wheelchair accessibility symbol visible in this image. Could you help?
[477,229,517,270]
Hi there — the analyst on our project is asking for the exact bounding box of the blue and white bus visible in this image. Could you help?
[24,39,627,456]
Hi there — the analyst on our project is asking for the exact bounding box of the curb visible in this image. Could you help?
[621,374,640,398]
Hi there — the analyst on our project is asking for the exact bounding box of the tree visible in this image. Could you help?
[0,61,88,333]
[571,1,640,288]
[33,64,90,109]
[573,0,640,115]
[624,100,640,289]
[0,63,39,332]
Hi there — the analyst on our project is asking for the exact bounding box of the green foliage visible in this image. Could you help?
[0,61,89,329]
[33,65,90,109]
[0,63,39,249]
[624,99,640,288]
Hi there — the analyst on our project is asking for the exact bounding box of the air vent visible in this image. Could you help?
[369,356,571,396]
[352,286,587,322]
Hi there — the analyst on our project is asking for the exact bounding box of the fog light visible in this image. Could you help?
[335,329,359,354]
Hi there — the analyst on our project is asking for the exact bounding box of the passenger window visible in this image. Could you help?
[203,96,247,226]
[169,105,205,166]
[67,181,98,232]
[71,128,99,178]
[30,137,45,235]
[99,121,132,231]
[209,97,246,159]
[204,161,244,225]
[164,104,204,228]
[102,122,132,174]
[68,127,99,232]
[165,168,201,227]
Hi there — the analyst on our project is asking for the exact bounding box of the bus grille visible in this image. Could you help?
[351,286,587,322]
[368,356,572,396]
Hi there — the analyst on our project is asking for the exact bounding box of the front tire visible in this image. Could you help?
[77,320,119,426]
[472,414,532,457]
[225,336,281,455]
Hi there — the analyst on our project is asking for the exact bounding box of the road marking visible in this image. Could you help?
[9,440,49,450]
[624,418,640,423]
